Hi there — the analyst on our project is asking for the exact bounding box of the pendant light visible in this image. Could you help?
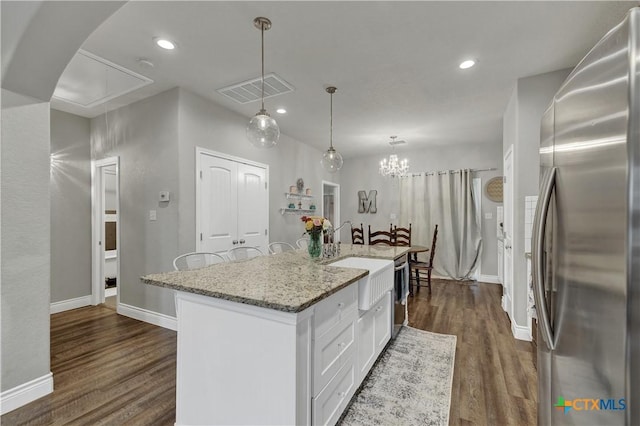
[246,17,280,148]
[321,86,343,173]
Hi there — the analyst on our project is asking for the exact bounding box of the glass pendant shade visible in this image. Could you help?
[246,17,279,148]
[321,147,344,173]
[322,86,343,173]
[247,109,280,148]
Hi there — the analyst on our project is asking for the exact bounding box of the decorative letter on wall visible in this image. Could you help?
[358,190,377,213]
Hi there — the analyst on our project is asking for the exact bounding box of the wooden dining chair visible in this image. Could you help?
[351,223,364,245]
[410,224,438,293]
[393,224,412,246]
[368,224,394,245]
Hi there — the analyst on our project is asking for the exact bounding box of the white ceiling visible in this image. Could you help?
[52,1,634,158]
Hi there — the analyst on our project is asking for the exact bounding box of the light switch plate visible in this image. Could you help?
[149,210,157,221]
[390,213,397,220]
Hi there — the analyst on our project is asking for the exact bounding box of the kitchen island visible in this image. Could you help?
[143,244,409,426]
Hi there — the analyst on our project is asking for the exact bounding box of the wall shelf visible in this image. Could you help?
[280,208,317,215]
[285,192,314,200]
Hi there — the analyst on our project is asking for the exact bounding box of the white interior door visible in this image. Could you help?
[197,149,268,256]
[199,154,238,256]
[503,146,514,320]
[237,163,268,253]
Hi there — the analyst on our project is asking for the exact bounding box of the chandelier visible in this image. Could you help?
[379,136,409,177]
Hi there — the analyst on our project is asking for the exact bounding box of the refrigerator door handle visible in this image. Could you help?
[532,166,556,350]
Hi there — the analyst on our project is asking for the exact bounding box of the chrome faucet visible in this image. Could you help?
[323,220,352,258]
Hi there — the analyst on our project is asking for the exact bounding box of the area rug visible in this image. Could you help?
[339,326,457,426]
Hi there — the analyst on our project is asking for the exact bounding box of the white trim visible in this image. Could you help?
[52,49,153,109]
[512,321,532,341]
[0,372,53,415]
[478,274,500,284]
[117,303,177,331]
[176,290,312,326]
[321,180,341,241]
[91,157,120,307]
[50,295,92,314]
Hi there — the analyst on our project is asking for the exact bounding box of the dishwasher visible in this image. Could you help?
[393,255,410,339]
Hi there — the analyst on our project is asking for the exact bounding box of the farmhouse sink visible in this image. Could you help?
[329,257,394,310]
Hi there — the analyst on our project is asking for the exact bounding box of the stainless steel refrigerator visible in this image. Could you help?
[534,7,639,425]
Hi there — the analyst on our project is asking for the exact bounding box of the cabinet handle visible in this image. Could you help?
[239,239,246,244]
[337,391,346,398]
[232,240,239,245]
[376,306,383,312]
[337,302,345,309]
[337,342,345,348]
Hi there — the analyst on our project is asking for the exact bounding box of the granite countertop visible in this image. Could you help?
[142,244,410,313]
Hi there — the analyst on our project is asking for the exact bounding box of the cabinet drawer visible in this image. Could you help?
[314,284,357,338]
[314,317,355,395]
[312,354,356,426]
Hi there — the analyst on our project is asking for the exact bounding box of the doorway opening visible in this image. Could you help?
[322,181,341,241]
[92,157,120,309]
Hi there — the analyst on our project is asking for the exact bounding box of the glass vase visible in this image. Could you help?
[308,233,322,258]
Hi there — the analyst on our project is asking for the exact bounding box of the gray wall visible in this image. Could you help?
[503,68,571,328]
[88,87,338,318]
[91,88,180,318]
[340,141,503,276]
[50,109,92,303]
[177,88,340,253]
[1,89,51,391]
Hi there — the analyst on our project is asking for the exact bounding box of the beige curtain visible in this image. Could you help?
[399,169,482,280]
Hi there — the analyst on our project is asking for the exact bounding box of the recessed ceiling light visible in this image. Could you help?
[154,38,176,50]
[276,108,287,114]
[459,59,476,69]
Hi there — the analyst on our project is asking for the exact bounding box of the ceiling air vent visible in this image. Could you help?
[217,73,294,104]
[389,139,407,146]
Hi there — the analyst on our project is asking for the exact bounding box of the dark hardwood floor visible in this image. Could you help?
[407,279,537,425]
[1,305,177,425]
[2,279,536,425]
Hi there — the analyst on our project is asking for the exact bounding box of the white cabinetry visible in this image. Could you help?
[357,291,391,383]
[174,268,393,426]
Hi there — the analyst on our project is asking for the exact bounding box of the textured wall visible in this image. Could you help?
[1,89,51,391]
[50,109,92,303]
[339,141,503,276]
[177,88,340,253]
[503,68,571,329]
[91,88,180,318]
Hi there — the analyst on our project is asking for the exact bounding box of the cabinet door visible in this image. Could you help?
[357,312,375,383]
[237,163,268,253]
[199,154,238,256]
[373,291,391,352]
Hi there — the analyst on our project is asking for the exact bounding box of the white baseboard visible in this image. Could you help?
[512,322,532,341]
[105,287,117,298]
[478,274,500,284]
[0,372,53,415]
[50,295,92,314]
[118,303,177,331]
